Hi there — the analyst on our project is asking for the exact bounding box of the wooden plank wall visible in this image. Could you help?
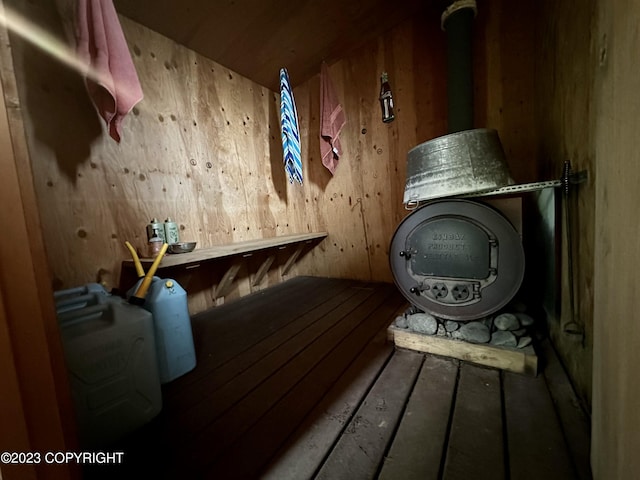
[534,0,596,409]
[291,0,539,281]
[7,0,310,313]
[473,0,538,185]
[290,9,447,284]
[590,1,640,478]
[538,0,640,477]
[0,2,80,475]
[7,0,537,315]
[536,2,596,405]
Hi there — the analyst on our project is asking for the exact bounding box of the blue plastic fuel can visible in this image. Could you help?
[130,278,196,383]
[56,296,162,447]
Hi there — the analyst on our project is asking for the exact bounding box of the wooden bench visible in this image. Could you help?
[119,232,328,301]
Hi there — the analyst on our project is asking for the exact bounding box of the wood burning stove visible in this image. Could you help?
[390,198,525,321]
[390,0,528,323]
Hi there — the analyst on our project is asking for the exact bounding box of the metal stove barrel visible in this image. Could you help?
[389,199,525,321]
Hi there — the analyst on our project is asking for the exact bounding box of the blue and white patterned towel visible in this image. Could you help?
[280,68,303,185]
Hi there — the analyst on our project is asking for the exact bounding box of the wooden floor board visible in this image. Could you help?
[181,284,399,472]
[208,294,406,478]
[80,277,591,480]
[378,354,459,480]
[165,284,375,435]
[539,340,592,480]
[443,363,505,480]
[503,370,577,480]
[261,327,395,480]
[314,349,424,480]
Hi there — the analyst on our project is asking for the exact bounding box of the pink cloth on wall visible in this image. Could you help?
[319,62,346,175]
[76,0,143,142]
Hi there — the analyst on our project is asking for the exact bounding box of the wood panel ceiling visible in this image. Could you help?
[114,0,429,91]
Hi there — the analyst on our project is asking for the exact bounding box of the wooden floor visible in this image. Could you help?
[84,276,591,479]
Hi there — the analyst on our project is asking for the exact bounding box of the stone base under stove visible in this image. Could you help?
[388,320,538,376]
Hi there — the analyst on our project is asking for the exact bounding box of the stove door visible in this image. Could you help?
[407,217,491,280]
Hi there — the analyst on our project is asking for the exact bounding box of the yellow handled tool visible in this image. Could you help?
[125,241,145,278]
[129,243,169,305]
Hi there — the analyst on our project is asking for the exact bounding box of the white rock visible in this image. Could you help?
[451,322,490,344]
[517,336,533,348]
[407,313,438,335]
[394,315,408,329]
[494,313,521,331]
[436,324,447,336]
[490,330,518,347]
[445,320,460,332]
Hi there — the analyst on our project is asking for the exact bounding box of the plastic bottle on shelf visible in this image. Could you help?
[147,218,166,243]
[148,228,164,258]
[164,218,180,244]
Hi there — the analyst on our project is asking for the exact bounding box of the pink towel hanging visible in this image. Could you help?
[76,0,143,142]
[319,62,346,175]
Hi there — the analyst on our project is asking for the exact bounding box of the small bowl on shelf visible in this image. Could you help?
[168,242,197,254]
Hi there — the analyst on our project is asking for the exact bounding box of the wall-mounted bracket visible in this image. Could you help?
[252,255,275,287]
[406,162,589,210]
[281,244,305,276]
[214,262,242,302]
[562,161,588,192]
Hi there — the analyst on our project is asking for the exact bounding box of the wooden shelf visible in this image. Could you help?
[123,232,328,269]
[119,232,329,301]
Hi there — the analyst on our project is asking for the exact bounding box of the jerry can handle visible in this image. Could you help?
[57,303,110,327]
[53,283,104,299]
[54,285,91,300]
[55,293,99,310]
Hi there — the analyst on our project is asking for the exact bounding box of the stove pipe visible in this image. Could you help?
[442,0,477,133]
[402,1,514,206]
